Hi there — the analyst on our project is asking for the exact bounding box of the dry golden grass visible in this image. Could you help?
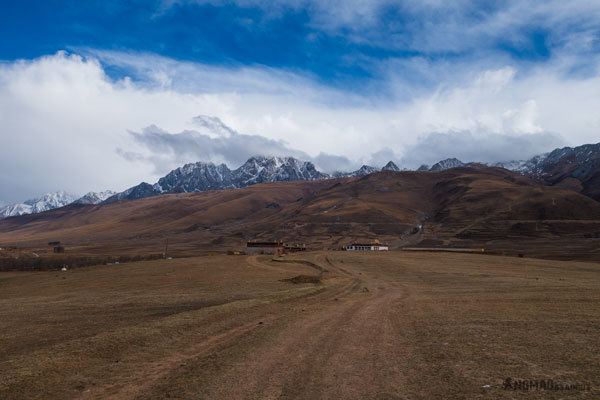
[1,251,598,399]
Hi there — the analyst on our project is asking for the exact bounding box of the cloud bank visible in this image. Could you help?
[120,116,347,173]
[400,131,564,167]
[2,49,600,202]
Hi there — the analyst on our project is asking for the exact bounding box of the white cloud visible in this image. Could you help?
[502,100,542,134]
[0,52,233,202]
[2,50,600,202]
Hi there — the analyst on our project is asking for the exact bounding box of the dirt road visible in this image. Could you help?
[1,252,599,399]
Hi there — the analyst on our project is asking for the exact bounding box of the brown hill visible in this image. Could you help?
[2,166,600,262]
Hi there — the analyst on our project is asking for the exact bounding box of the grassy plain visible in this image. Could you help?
[1,251,598,399]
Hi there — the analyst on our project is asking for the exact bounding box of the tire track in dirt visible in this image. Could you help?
[195,295,369,399]
[248,254,363,303]
[81,318,275,400]
[157,254,415,400]
[84,254,357,400]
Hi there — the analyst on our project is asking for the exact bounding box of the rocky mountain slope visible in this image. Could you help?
[482,143,600,201]
[416,143,600,203]
[382,161,400,171]
[521,143,600,201]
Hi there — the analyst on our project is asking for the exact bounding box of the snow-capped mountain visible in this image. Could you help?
[491,160,529,172]
[353,165,378,176]
[158,162,234,193]
[73,190,117,205]
[0,203,34,219]
[490,144,599,175]
[0,191,78,219]
[510,143,600,201]
[104,182,163,203]
[105,156,329,203]
[417,144,600,198]
[381,161,400,172]
[523,143,600,177]
[333,164,378,178]
[235,156,327,185]
[5,142,600,215]
[489,154,546,174]
[429,158,465,171]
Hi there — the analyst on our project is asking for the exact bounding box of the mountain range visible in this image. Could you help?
[3,141,600,219]
[0,190,115,219]
[104,156,328,203]
[73,190,117,205]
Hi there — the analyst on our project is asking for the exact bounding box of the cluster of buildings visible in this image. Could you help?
[344,242,389,251]
[245,241,307,255]
[245,239,389,254]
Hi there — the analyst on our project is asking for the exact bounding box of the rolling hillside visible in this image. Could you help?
[2,166,600,261]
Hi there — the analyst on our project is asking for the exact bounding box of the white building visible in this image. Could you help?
[344,243,389,251]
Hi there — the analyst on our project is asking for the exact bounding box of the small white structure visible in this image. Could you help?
[344,242,389,251]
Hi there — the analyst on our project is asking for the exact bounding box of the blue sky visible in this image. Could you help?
[3,0,377,82]
[1,0,600,202]
[2,1,587,87]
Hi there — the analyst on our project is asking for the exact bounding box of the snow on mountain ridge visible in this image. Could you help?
[9,143,600,215]
[0,191,78,219]
[105,156,329,203]
[74,190,117,205]
[429,158,465,171]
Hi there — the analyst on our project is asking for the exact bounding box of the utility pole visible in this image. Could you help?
[164,238,169,259]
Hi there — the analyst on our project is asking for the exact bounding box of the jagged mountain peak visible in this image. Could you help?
[355,165,378,176]
[236,155,326,185]
[74,190,116,205]
[332,164,378,178]
[430,158,465,171]
[382,161,400,172]
[158,161,233,193]
[105,155,329,203]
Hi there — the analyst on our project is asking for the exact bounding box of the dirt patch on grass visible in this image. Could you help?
[281,274,322,284]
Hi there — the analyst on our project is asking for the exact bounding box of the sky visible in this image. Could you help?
[2,0,600,203]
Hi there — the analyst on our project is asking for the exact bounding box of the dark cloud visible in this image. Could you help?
[121,118,567,176]
[400,130,565,167]
[121,116,356,173]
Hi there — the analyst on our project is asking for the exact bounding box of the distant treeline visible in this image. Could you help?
[0,253,164,271]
